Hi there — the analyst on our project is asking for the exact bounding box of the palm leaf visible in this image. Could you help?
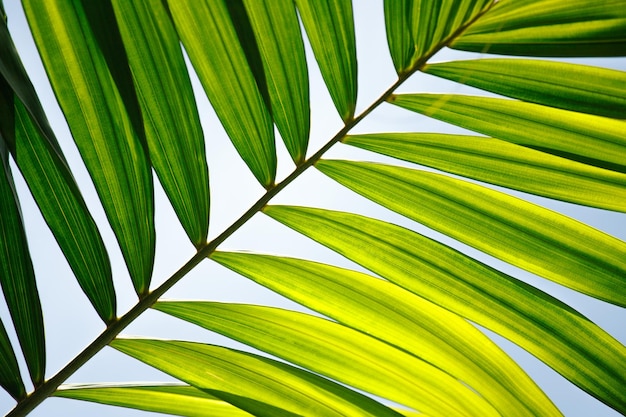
[22,0,155,296]
[2,0,625,416]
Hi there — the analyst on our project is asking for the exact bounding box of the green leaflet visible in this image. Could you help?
[295,0,357,121]
[55,384,252,417]
[344,133,626,212]
[263,205,626,412]
[388,94,626,173]
[111,339,405,417]
[154,301,500,417]
[452,0,626,57]
[0,127,37,397]
[383,0,492,75]
[0,318,23,400]
[423,59,626,119]
[210,251,560,417]
[243,0,309,164]
[317,160,626,306]
[167,0,276,188]
[0,1,114,322]
[23,0,155,296]
[111,0,210,248]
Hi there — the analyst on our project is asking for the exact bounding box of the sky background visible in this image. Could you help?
[1,0,625,416]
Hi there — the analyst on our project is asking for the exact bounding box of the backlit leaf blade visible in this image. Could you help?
[383,0,417,75]
[243,0,309,164]
[167,0,276,188]
[344,133,626,212]
[295,0,357,121]
[383,0,492,75]
[451,0,626,57]
[111,339,405,417]
[388,94,626,173]
[210,251,561,417]
[263,205,626,412]
[317,160,626,306]
[0,129,38,396]
[111,0,210,247]
[1,1,115,322]
[422,59,626,119]
[0,318,23,400]
[23,0,155,296]
[55,384,252,417]
[154,301,500,417]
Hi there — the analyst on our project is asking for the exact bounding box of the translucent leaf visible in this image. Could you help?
[423,59,626,119]
[243,0,310,164]
[317,160,626,306]
[23,0,155,295]
[452,0,626,57]
[344,133,626,212]
[111,339,405,417]
[211,251,561,417]
[154,301,501,417]
[264,205,626,412]
[1,0,115,321]
[166,0,276,188]
[383,0,492,74]
[388,93,626,173]
[111,0,210,247]
[55,383,252,417]
[296,0,357,121]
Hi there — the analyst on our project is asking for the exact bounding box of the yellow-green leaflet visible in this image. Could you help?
[55,384,252,417]
[166,0,276,188]
[316,160,626,306]
[111,339,406,417]
[423,59,626,119]
[343,133,626,212]
[23,0,155,295]
[264,204,626,413]
[111,0,210,247]
[295,0,357,121]
[384,0,492,74]
[388,94,626,173]
[211,251,561,417]
[243,0,309,164]
[2,1,114,321]
[154,301,501,417]
[452,0,626,57]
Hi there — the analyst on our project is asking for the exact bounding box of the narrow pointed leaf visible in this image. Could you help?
[384,0,492,75]
[384,0,417,74]
[55,384,252,417]
[0,79,44,390]
[167,0,276,188]
[155,301,500,417]
[296,0,357,121]
[243,0,309,164]
[452,0,626,57]
[423,59,626,119]
[199,252,567,417]
[1,1,115,321]
[111,339,405,417]
[111,0,210,247]
[0,135,34,397]
[23,0,155,295]
[317,160,626,306]
[264,205,626,413]
[388,94,626,173]
[0,318,24,400]
[344,133,626,212]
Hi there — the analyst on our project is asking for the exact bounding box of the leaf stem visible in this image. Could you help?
[6,4,494,415]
